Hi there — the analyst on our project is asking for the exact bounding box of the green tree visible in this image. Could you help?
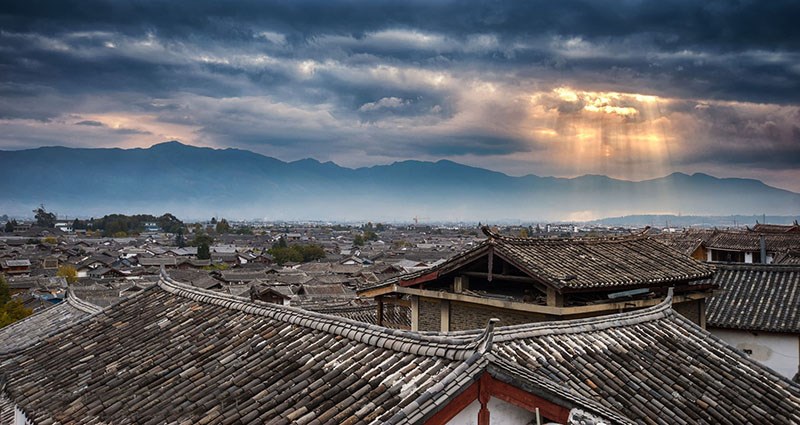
[191,234,214,248]
[0,275,9,305]
[375,222,386,232]
[175,228,186,248]
[157,213,184,234]
[215,218,231,234]
[197,242,211,260]
[296,244,327,262]
[353,234,365,246]
[57,265,79,284]
[272,237,288,249]
[4,220,15,233]
[363,230,379,241]
[234,226,253,235]
[33,204,56,228]
[268,247,303,265]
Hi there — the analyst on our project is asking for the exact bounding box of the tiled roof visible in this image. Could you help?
[375,227,714,293]
[0,289,100,355]
[774,251,800,265]
[490,297,800,423]
[652,229,714,256]
[2,273,798,424]
[137,256,178,266]
[0,393,13,425]
[0,273,490,425]
[218,270,266,282]
[706,264,800,333]
[752,222,800,234]
[705,231,800,252]
[306,303,411,329]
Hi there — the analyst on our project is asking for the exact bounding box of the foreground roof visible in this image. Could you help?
[1,272,798,424]
[707,264,800,333]
[490,300,800,423]
[1,273,487,425]
[0,289,101,356]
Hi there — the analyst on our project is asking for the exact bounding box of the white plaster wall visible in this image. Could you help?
[14,406,33,425]
[744,252,753,263]
[711,329,799,379]
[446,397,538,425]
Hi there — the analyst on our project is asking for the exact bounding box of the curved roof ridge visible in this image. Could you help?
[491,289,675,341]
[159,269,485,360]
[65,287,103,314]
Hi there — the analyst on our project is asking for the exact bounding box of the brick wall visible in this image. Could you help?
[418,298,441,332]
[673,300,702,326]
[449,301,548,331]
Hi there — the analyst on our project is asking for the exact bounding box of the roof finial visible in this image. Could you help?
[476,318,500,354]
[481,225,501,239]
[663,287,674,305]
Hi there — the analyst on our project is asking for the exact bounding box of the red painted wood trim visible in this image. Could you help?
[485,376,571,423]
[424,380,479,425]
[425,373,571,425]
[400,270,439,287]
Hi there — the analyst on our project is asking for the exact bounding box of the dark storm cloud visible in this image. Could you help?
[2,0,799,104]
[0,0,798,189]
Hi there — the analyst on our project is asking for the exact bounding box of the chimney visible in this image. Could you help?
[760,235,767,264]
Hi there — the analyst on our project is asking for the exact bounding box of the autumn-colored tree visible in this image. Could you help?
[0,275,33,328]
[57,265,79,284]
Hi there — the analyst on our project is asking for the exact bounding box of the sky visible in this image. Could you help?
[1,0,799,191]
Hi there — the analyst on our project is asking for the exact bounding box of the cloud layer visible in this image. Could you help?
[1,0,799,190]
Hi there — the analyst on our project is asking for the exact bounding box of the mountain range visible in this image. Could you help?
[1,141,798,222]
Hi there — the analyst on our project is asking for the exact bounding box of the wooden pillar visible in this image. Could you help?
[454,275,470,293]
[546,287,565,307]
[478,375,490,425]
[487,247,494,282]
[440,300,450,332]
[410,296,419,331]
[376,296,384,327]
[698,298,707,329]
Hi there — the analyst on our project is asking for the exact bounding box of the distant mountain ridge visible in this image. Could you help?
[1,141,798,221]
